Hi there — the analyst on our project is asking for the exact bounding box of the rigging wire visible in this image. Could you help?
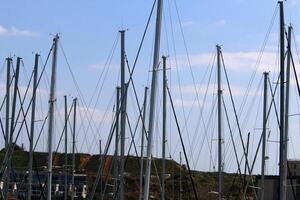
[0,43,54,180]
[167,86,199,200]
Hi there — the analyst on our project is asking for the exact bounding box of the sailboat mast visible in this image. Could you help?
[71,98,77,200]
[5,58,11,151]
[217,45,223,200]
[139,87,148,200]
[3,57,11,200]
[120,29,127,200]
[28,53,39,200]
[99,139,103,199]
[278,1,286,200]
[64,95,68,200]
[261,72,269,200]
[47,34,59,200]
[284,24,292,186]
[161,56,167,200]
[7,57,21,199]
[115,86,120,195]
[143,0,163,199]
[179,152,182,200]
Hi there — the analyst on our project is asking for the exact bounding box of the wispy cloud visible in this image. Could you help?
[290,0,300,5]
[0,25,39,37]
[76,106,114,124]
[0,84,48,97]
[295,35,300,44]
[172,84,261,97]
[171,99,203,108]
[213,19,226,27]
[174,51,278,72]
[89,62,118,70]
[182,20,195,27]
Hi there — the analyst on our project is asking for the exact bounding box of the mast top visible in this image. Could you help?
[119,29,127,33]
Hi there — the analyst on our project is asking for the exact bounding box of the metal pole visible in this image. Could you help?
[71,98,77,200]
[139,87,148,200]
[7,57,21,199]
[179,152,182,200]
[3,57,11,200]
[217,45,223,200]
[261,72,269,200]
[99,139,102,155]
[115,86,120,195]
[64,95,68,200]
[284,24,292,184]
[161,56,167,200]
[172,158,175,199]
[119,29,127,200]
[47,34,59,200]
[244,132,250,194]
[5,58,11,151]
[278,2,286,200]
[99,139,102,200]
[28,53,39,200]
[143,0,163,199]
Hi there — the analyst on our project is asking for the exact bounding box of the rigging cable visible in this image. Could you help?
[167,86,199,200]
[220,51,258,199]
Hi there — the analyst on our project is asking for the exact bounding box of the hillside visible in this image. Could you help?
[0,149,255,199]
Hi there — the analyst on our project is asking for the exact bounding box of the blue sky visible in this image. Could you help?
[1,0,300,174]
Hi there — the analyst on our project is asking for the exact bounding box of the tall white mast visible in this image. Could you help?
[278,1,286,200]
[119,29,127,200]
[28,53,39,199]
[143,0,163,199]
[217,45,223,200]
[261,72,269,200]
[71,98,77,200]
[47,34,59,200]
[139,87,148,200]
[161,56,167,200]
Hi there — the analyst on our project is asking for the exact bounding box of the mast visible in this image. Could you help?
[115,86,120,195]
[5,58,11,151]
[7,57,21,199]
[99,139,102,155]
[161,56,167,200]
[3,57,11,200]
[139,87,148,200]
[28,53,39,200]
[71,98,77,200]
[244,132,250,194]
[284,24,292,187]
[179,152,182,200]
[64,95,68,200]
[217,45,223,200]
[143,0,163,199]
[47,34,59,200]
[119,29,127,200]
[278,1,286,200]
[99,139,102,200]
[261,72,269,200]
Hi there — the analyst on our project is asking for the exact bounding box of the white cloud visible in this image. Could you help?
[0,84,48,97]
[174,51,278,72]
[182,20,195,27]
[171,99,203,108]
[172,84,261,97]
[76,106,114,124]
[295,35,300,44]
[89,62,118,70]
[214,19,226,27]
[0,25,39,37]
[290,0,300,5]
